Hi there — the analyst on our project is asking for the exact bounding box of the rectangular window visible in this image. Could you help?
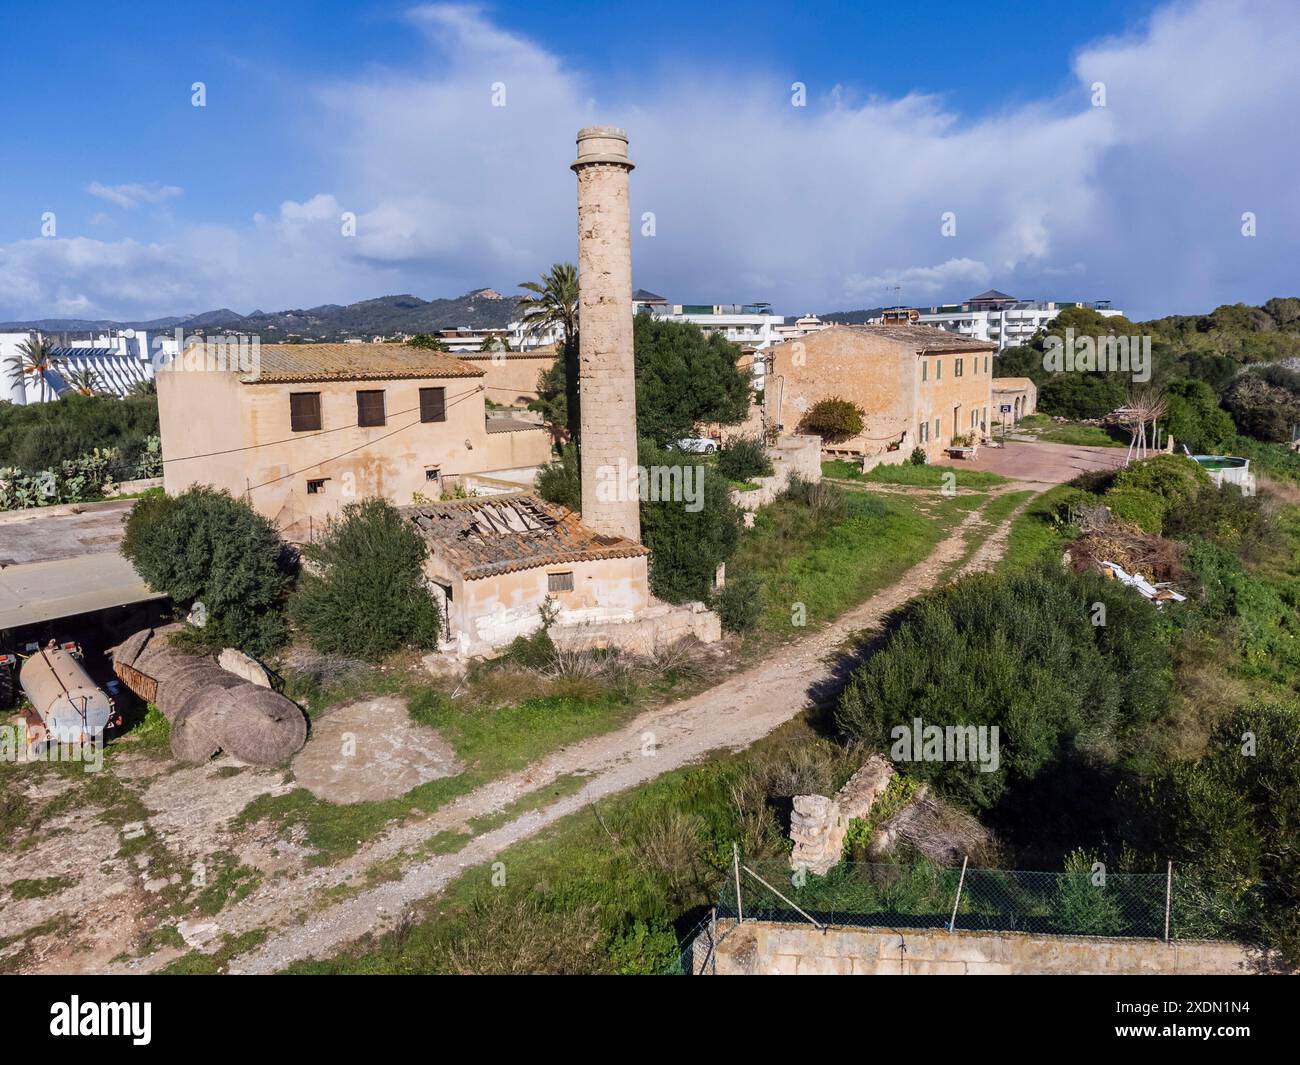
[419,386,447,423]
[921,360,928,383]
[548,571,574,592]
[356,390,386,427]
[936,360,942,380]
[955,358,964,377]
[424,466,441,483]
[935,417,941,439]
[290,392,322,432]
[984,355,989,373]
[307,478,327,495]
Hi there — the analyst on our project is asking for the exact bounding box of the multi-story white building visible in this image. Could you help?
[915,291,1123,351]
[1,328,174,403]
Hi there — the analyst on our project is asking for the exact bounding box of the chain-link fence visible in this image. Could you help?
[712,856,1287,944]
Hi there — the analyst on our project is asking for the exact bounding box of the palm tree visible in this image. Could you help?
[5,334,60,403]
[65,366,101,396]
[517,263,579,442]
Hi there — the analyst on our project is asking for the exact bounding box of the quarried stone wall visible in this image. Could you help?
[704,921,1254,975]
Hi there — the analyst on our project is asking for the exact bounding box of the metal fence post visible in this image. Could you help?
[1164,860,1173,944]
[733,843,743,925]
[948,855,969,933]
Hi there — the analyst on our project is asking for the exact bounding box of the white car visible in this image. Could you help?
[675,437,719,454]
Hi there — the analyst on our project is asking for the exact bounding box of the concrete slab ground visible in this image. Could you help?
[953,440,1128,484]
[0,498,135,566]
[291,696,463,804]
[0,499,164,629]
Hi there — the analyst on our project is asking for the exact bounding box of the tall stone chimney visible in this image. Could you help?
[571,125,640,543]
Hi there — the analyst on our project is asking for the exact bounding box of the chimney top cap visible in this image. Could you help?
[571,126,633,171]
[576,125,627,143]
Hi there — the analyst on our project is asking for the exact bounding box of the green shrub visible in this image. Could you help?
[798,397,865,444]
[713,570,763,633]
[502,626,557,670]
[638,440,741,603]
[716,436,773,483]
[835,563,1170,812]
[289,498,441,661]
[910,446,927,465]
[122,486,295,656]
[0,392,159,472]
[1110,454,1211,509]
[535,443,581,511]
[1104,487,1166,534]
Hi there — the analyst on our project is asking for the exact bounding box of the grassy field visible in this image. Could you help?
[733,488,970,634]
[1011,415,1127,448]
[1001,484,1074,570]
[286,716,853,975]
[823,459,1008,490]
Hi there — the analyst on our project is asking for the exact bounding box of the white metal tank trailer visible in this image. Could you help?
[12,642,119,751]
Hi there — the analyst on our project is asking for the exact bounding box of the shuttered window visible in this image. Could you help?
[289,392,321,432]
[548,571,574,592]
[356,390,386,427]
[420,386,447,423]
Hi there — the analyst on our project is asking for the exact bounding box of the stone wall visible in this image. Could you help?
[550,600,721,655]
[731,435,823,511]
[789,755,893,875]
[703,921,1255,975]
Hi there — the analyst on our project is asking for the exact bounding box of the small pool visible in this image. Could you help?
[1192,455,1249,471]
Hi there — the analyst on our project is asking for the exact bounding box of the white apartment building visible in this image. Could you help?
[1,328,175,403]
[915,290,1123,351]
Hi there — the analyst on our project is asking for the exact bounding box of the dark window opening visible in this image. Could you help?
[425,467,441,482]
[356,390,386,427]
[290,392,322,432]
[420,386,447,423]
[307,478,328,495]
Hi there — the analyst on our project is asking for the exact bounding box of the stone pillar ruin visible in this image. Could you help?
[571,126,641,543]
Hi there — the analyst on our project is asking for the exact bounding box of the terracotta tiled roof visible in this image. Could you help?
[239,343,484,384]
[404,493,648,580]
[846,324,997,353]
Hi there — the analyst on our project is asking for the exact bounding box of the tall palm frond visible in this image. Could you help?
[65,366,102,396]
[5,335,60,402]
[517,263,581,442]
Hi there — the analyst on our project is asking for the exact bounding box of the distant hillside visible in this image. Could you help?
[0,288,518,341]
[819,307,885,325]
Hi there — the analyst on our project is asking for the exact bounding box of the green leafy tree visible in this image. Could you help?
[407,334,448,352]
[535,443,581,511]
[1160,378,1236,453]
[797,396,865,443]
[633,316,751,446]
[1223,369,1300,442]
[638,439,742,603]
[289,498,441,660]
[122,486,295,656]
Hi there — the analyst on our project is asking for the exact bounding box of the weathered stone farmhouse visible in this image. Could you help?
[992,377,1038,425]
[761,324,996,461]
[156,342,551,541]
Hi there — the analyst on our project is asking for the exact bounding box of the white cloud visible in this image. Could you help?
[86,182,184,210]
[3,0,1298,322]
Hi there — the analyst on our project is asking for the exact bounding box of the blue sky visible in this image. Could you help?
[1,0,1296,322]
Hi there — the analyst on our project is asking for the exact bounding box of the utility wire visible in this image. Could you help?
[160,385,484,464]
